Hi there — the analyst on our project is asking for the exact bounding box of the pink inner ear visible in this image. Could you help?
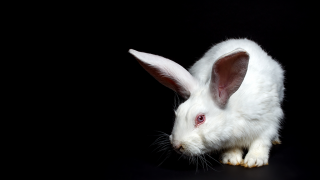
[211,50,249,107]
[129,49,198,99]
[138,61,186,96]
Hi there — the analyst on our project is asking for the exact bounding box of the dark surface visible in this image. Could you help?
[72,1,319,179]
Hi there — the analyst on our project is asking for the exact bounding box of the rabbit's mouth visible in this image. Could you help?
[173,145,185,154]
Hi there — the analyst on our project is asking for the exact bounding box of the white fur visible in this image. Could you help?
[130,38,285,168]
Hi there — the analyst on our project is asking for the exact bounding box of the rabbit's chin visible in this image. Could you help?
[177,145,211,157]
[179,151,203,157]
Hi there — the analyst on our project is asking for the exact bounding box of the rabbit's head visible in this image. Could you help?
[129,49,249,156]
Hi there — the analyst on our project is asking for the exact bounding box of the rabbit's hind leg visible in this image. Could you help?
[272,136,281,145]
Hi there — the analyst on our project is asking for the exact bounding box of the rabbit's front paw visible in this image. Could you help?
[221,148,243,166]
[242,152,268,168]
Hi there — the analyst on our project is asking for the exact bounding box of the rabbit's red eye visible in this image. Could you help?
[195,114,205,127]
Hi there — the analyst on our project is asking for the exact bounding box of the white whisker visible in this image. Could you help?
[205,154,224,172]
[196,156,198,173]
[199,155,206,171]
[157,151,171,167]
[205,154,223,167]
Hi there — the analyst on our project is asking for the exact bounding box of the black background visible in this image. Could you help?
[74,1,319,179]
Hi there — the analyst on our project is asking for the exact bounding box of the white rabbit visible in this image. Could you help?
[129,38,284,168]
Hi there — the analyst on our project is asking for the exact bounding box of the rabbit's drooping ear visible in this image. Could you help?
[129,49,198,99]
[210,49,249,108]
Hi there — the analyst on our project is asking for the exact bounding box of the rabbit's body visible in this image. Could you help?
[130,38,285,168]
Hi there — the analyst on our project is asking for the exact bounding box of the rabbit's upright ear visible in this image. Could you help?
[129,49,198,99]
[210,49,249,108]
